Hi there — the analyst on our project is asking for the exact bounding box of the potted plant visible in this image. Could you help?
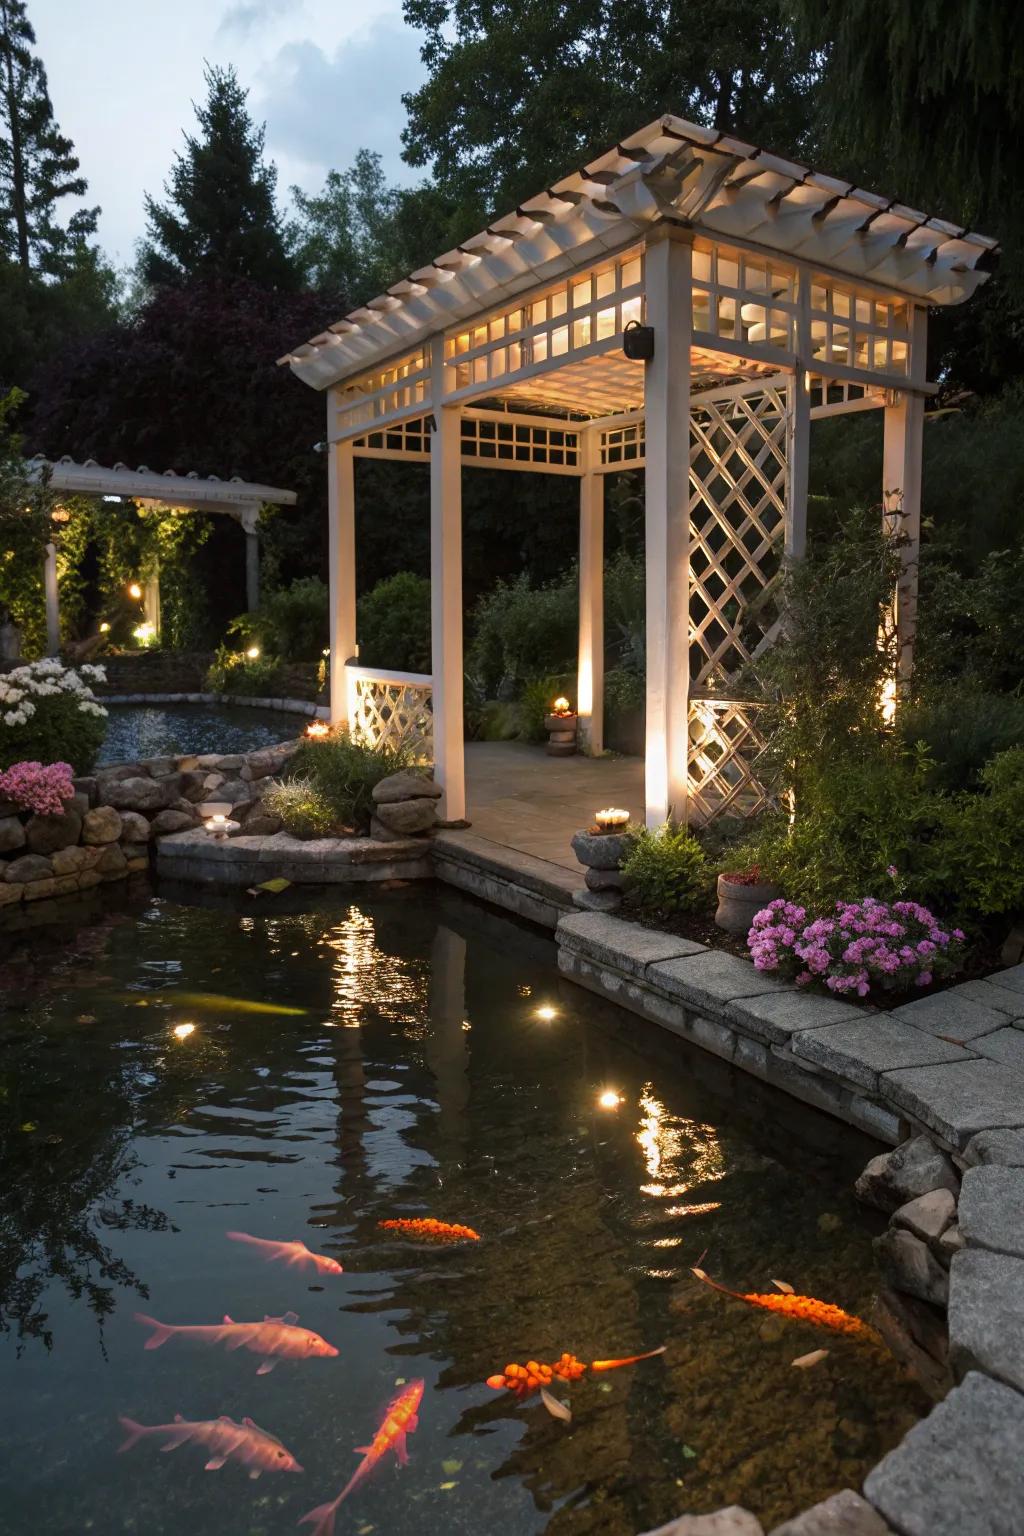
[715,864,782,935]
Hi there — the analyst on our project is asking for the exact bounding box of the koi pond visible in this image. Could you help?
[0,884,928,1535]
[98,703,302,766]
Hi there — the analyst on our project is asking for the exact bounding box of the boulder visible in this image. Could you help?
[23,877,57,901]
[142,757,177,777]
[150,809,198,837]
[372,770,443,805]
[217,779,253,808]
[371,815,413,843]
[4,853,53,883]
[97,843,127,875]
[77,869,103,890]
[178,770,208,802]
[173,797,202,818]
[101,776,179,812]
[51,845,101,876]
[0,881,23,906]
[768,1488,892,1535]
[25,809,82,855]
[241,814,282,837]
[126,854,150,873]
[572,887,623,912]
[82,806,123,845]
[640,1510,764,1536]
[585,866,626,890]
[96,763,143,785]
[0,816,25,855]
[874,1227,949,1306]
[373,798,438,835]
[892,1188,957,1246]
[244,743,297,779]
[72,775,97,805]
[571,829,632,869]
[118,811,151,843]
[202,772,226,789]
[210,753,245,773]
[855,1135,960,1213]
[962,1128,1024,1167]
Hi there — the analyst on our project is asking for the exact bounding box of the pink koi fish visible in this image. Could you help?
[298,1380,424,1536]
[134,1310,338,1374]
[118,1412,303,1477]
[227,1230,343,1276]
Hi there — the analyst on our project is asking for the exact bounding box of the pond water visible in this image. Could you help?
[98,704,304,765]
[0,885,927,1536]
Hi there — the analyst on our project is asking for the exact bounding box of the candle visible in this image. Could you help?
[552,695,572,715]
[594,807,629,831]
[305,720,330,739]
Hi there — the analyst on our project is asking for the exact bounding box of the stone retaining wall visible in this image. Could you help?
[93,653,323,701]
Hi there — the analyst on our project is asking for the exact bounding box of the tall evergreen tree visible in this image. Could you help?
[140,63,296,290]
[0,0,98,276]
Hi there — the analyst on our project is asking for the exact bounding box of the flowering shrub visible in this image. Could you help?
[0,660,108,774]
[748,896,967,997]
[0,760,75,815]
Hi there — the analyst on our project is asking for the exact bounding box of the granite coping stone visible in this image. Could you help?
[863,1371,1024,1536]
[433,831,579,902]
[957,1165,1024,1258]
[889,991,1008,1044]
[157,829,429,865]
[556,911,706,978]
[952,978,1024,1020]
[969,1026,1024,1072]
[793,1017,975,1094]
[948,1249,1024,1393]
[646,949,788,1011]
[768,1489,892,1535]
[881,1058,1024,1149]
[722,990,869,1044]
[984,963,1024,994]
[962,1128,1024,1166]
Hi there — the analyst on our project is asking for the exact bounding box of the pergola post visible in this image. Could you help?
[786,276,812,561]
[577,426,604,755]
[244,528,260,612]
[144,567,161,640]
[643,228,693,827]
[43,542,60,656]
[429,336,466,822]
[327,422,357,727]
[883,307,927,692]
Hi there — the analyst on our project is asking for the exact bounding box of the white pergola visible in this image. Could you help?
[282,113,996,828]
[26,457,297,655]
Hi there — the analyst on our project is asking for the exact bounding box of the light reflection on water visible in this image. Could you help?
[0,888,927,1536]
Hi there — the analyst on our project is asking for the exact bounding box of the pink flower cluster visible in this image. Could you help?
[0,759,75,816]
[748,896,966,997]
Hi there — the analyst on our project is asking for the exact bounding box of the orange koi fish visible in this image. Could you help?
[486,1345,666,1398]
[134,1310,339,1374]
[227,1231,343,1276]
[118,1413,303,1477]
[378,1218,480,1243]
[690,1267,882,1342]
[298,1380,425,1536]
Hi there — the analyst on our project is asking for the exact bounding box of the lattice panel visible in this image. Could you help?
[461,414,581,469]
[687,698,772,824]
[689,386,788,688]
[351,677,433,761]
[600,419,645,467]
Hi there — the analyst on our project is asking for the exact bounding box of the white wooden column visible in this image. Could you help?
[43,542,60,656]
[144,567,161,639]
[577,427,604,756]
[429,336,466,821]
[883,306,927,691]
[244,530,260,611]
[327,399,357,727]
[643,229,693,827]
[786,275,812,561]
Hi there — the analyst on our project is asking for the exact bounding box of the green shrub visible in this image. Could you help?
[957,748,1024,916]
[230,578,328,662]
[899,683,1024,791]
[517,674,572,743]
[0,660,107,773]
[470,568,578,696]
[205,645,285,697]
[288,729,414,831]
[357,572,431,674]
[622,823,711,918]
[604,665,644,754]
[261,777,336,839]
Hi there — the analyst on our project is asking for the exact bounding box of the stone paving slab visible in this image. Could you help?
[986,964,1024,994]
[641,1511,764,1536]
[433,830,579,900]
[953,979,1024,1020]
[647,949,786,1012]
[863,1370,1024,1536]
[723,990,868,1045]
[556,911,706,978]
[881,1058,1024,1149]
[969,1025,1024,1071]
[963,1128,1024,1166]
[948,1249,1024,1392]
[769,1489,892,1535]
[794,1017,973,1093]
[958,1165,1024,1258]
[889,991,1008,1044]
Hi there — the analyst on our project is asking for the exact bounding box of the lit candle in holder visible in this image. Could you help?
[203,809,238,840]
[551,695,573,716]
[305,720,330,739]
[594,807,630,832]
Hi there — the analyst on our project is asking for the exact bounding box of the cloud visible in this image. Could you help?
[218,0,301,41]
[256,17,425,188]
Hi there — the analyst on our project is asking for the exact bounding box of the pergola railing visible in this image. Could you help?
[345,663,433,761]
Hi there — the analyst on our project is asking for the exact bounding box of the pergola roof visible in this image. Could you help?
[27,455,297,515]
[281,113,999,393]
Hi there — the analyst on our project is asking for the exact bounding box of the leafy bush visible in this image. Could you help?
[230,577,328,662]
[518,675,572,743]
[0,660,107,773]
[622,823,711,918]
[899,682,1024,791]
[748,897,967,997]
[205,645,285,697]
[470,568,578,697]
[261,777,336,839]
[288,729,414,831]
[604,665,644,754]
[957,748,1024,917]
[357,572,431,674]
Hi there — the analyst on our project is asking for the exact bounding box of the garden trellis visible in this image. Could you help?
[282,113,996,827]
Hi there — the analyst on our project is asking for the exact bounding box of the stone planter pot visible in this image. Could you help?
[714,873,782,935]
[544,712,577,757]
[571,829,632,869]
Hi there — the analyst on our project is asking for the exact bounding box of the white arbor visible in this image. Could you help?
[282,113,996,827]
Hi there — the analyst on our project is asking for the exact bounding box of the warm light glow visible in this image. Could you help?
[128,581,142,599]
[534,1004,558,1022]
[552,695,572,714]
[173,1022,196,1040]
[99,621,111,633]
[598,1089,622,1110]
[595,807,629,830]
[246,645,261,659]
[132,621,155,644]
[305,720,330,739]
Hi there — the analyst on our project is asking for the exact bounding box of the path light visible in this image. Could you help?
[128,581,142,599]
[594,807,629,832]
[305,720,330,739]
[99,621,111,633]
[203,804,239,840]
[172,1022,196,1040]
[598,1089,623,1110]
[246,645,261,660]
[534,1004,558,1022]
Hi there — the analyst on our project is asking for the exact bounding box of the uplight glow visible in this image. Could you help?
[534,1005,558,1022]
[598,1089,622,1110]
[172,1022,196,1040]
[246,645,261,660]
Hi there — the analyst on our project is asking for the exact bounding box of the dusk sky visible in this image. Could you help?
[30,0,428,268]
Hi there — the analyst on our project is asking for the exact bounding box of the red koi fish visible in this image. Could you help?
[298,1380,425,1536]
[486,1345,666,1397]
[134,1310,339,1374]
[377,1218,480,1243]
[691,1267,883,1343]
[227,1231,343,1276]
[118,1412,303,1477]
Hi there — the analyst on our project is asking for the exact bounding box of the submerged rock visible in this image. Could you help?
[855,1135,959,1213]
